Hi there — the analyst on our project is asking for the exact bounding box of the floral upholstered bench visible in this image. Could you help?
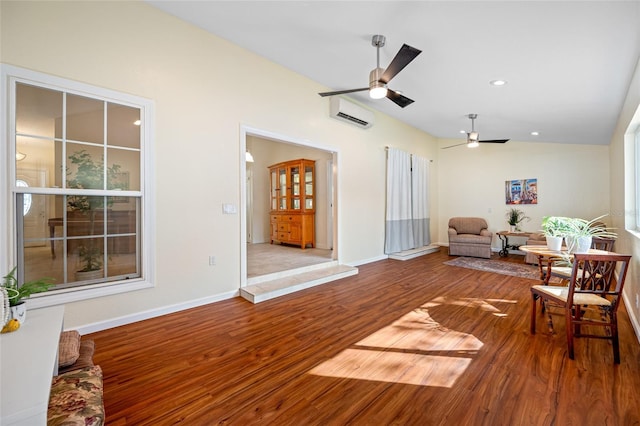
[48,365,105,426]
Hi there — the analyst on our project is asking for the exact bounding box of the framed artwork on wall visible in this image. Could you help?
[506,178,537,204]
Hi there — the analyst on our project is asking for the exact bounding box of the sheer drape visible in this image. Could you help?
[384,148,431,254]
[411,155,431,247]
[385,148,413,253]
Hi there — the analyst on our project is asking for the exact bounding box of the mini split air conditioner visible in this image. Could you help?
[329,97,374,129]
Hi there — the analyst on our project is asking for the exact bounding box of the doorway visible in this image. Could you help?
[240,126,338,286]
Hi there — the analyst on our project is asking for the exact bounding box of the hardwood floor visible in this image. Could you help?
[87,248,640,425]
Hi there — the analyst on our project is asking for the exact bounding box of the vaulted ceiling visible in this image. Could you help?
[148,1,640,146]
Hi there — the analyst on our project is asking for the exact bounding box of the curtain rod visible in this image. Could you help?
[385,146,433,162]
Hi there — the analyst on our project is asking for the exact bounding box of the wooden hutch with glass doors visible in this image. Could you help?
[268,159,315,249]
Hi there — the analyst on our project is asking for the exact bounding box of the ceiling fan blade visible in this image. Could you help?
[379,44,422,84]
[318,87,369,97]
[479,139,510,143]
[386,89,414,108]
[441,142,468,149]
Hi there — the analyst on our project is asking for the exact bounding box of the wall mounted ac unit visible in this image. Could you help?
[329,97,374,129]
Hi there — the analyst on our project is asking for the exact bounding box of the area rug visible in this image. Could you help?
[444,257,559,282]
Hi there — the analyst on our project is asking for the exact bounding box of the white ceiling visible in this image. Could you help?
[147,1,640,145]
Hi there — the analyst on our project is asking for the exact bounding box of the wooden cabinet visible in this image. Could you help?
[268,159,315,249]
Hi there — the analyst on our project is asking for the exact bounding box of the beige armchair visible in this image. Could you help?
[448,217,493,259]
[524,233,547,264]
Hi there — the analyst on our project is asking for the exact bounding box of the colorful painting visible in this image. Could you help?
[505,178,537,204]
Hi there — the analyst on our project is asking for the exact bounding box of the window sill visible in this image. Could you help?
[627,228,640,241]
[25,278,154,309]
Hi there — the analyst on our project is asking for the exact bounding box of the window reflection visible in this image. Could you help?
[16,180,31,215]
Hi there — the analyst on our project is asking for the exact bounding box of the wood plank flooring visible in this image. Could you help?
[86,248,640,425]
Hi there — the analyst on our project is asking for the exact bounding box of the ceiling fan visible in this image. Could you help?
[318,35,421,108]
[442,114,510,149]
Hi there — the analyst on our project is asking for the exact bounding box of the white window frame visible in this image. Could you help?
[1,64,155,307]
[624,104,640,237]
[635,127,640,232]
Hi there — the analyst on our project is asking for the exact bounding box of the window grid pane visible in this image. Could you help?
[13,80,144,291]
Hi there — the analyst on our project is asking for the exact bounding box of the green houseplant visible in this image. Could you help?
[541,216,573,251]
[66,150,125,279]
[541,215,617,253]
[564,215,617,253]
[2,267,54,323]
[506,208,530,231]
[541,216,573,237]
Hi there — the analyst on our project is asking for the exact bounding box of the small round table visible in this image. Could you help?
[519,244,610,284]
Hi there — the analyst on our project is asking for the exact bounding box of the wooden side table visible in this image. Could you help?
[496,231,533,257]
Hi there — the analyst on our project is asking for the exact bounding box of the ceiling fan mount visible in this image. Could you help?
[318,35,422,108]
[441,114,510,149]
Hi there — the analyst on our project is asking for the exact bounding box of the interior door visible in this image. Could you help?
[326,159,334,250]
[246,167,253,243]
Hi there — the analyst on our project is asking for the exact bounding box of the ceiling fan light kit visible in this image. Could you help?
[318,34,421,108]
[369,68,387,99]
[442,114,510,149]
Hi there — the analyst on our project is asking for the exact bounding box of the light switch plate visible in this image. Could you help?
[222,203,237,214]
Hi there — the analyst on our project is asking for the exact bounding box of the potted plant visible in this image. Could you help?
[506,208,530,232]
[1,267,53,323]
[67,150,124,280]
[541,216,573,250]
[564,215,617,253]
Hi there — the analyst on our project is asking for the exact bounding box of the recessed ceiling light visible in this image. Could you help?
[489,80,507,86]
[531,131,539,136]
[459,130,466,134]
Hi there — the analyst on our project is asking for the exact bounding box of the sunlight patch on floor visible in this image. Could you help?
[308,349,472,387]
[308,297,516,387]
[356,305,483,353]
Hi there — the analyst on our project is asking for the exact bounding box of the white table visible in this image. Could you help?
[0,305,64,425]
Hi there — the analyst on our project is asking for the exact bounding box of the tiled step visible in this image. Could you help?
[241,263,358,303]
[388,244,440,261]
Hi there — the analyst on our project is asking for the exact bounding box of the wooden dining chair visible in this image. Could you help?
[542,236,616,285]
[530,252,631,363]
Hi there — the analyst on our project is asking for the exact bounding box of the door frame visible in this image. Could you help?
[239,125,339,288]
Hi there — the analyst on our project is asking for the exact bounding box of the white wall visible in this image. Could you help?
[0,1,438,329]
[437,139,610,248]
[610,56,640,339]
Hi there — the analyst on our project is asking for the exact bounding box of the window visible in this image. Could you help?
[624,106,640,235]
[635,125,640,231]
[1,65,154,306]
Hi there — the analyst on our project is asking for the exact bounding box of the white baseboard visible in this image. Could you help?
[74,289,239,335]
[623,294,640,345]
[349,254,389,267]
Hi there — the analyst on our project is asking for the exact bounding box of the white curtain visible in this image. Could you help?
[411,155,431,247]
[384,148,431,254]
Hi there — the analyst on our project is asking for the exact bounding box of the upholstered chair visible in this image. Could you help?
[524,233,547,264]
[447,217,493,259]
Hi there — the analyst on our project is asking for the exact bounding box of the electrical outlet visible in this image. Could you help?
[209,256,216,266]
[636,293,639,309]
